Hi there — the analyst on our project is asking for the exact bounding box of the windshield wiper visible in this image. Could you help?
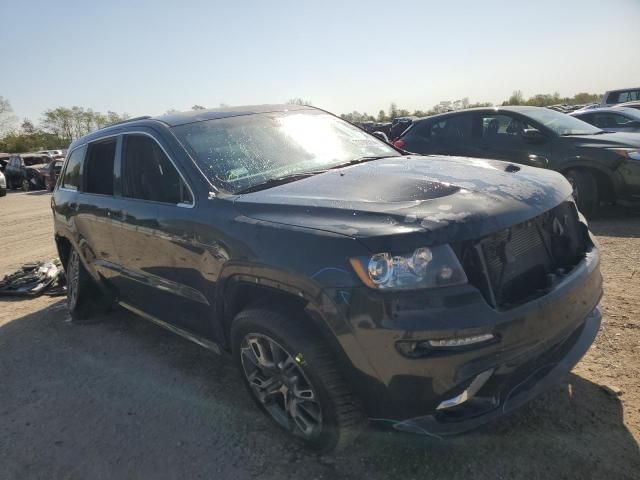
[236,172,321,194]
[236,156,391,194]
[326,155,391,170]
[560,131,607,136]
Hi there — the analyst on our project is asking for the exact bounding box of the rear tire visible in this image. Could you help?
[66,248,109,322]
[0,187,5,197]
[565,169,597,216]
[231,307,365,452]
[21,178,30,192]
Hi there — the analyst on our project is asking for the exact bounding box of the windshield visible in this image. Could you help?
[172,110,400,193]
[524,108,603,136]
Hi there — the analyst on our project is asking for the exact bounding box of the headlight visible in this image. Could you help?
[349,244,467,290]
[610,148,640,161]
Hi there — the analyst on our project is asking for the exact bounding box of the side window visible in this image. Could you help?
[616,90,640,103]
[61,147,85,191]
[121,134,193,205]
[591,113,632,128]
[84,139,116,195]
[481,114,533,139]
[430,115,472,139]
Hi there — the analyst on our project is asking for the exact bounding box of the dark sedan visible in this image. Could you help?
[394,106,640,214]
[571,107,640,133]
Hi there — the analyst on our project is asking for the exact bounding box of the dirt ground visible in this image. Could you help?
[0,190,638,480]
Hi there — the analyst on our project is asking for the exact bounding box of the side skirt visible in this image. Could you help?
[118,301,223,355]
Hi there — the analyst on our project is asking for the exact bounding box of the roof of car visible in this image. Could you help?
[604,87,640,93]
[68,104,318,151]
[571,107,640,117]
[616,101,640,108]
[153,104,314,127]
[411,106,547,123]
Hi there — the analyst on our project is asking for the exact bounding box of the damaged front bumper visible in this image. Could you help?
[331,244,602,434]
[392,305,601,436]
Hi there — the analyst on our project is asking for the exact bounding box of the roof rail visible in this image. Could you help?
[106,115,152,127]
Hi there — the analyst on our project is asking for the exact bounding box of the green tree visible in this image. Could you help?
[287,98,312,106]
[388,102,399,120]
[504,90,524,105]
[0,96,17,135]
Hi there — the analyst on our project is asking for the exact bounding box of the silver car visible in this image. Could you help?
[571,107,640,133]
[0,170,6,197]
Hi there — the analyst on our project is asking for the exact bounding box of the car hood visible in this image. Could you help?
[234,155,572,250]
[567,131,640,148]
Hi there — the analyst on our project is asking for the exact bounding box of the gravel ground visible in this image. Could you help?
[0,190,639,479]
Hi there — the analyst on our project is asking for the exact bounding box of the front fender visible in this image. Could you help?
[216,263,381,400]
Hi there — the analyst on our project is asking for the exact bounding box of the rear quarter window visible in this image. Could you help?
[61,147,86,191]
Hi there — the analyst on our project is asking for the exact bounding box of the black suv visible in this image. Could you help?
[52,105,602,451]
[394,106,640,214]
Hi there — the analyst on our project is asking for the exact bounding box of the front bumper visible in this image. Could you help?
[393,305,601,436]
[328,245,602,427]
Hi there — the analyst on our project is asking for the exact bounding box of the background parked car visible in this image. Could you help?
[615,101,640,111]
[571,107,640,133]
[0,153,10,172]
[4,154,50,191]
[394,106,640,215]
[0,170,6,196]
[42,158,64,191]
[37,149,65,159]
[389,116,417,140]
[600,87,640,107]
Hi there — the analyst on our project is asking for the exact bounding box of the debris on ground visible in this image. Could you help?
[0,259,67,297]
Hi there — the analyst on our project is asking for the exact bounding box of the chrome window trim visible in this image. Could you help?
[60,130,196,208]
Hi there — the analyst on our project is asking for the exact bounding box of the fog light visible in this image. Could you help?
[397,333,496,358]
[425,334,495,348]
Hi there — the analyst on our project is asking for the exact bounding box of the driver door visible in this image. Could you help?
[473,113,551,167]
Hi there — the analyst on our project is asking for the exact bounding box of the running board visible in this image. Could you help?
[118,301,222,355]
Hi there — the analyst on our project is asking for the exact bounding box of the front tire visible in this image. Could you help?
[565,169,597,216]
[22,178,30,192]
[231,307,365,451]
[0,187,6,197]
[66,248,108,322]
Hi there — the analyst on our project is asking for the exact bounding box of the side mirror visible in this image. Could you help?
[527,154,549,168]
[522,128,546,143]
[371,131,389,143]
[627,120,640,128]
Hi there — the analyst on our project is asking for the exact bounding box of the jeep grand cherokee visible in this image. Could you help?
[52,105,602,451]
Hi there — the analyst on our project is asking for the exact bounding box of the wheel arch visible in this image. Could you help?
[215,264,363,377]
[558,159,617,203]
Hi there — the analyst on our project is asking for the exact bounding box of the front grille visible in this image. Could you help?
[459,202,589,309]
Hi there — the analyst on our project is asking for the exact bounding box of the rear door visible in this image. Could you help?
[473,112,552,166]
[74,137,121,282]
[108,131,212,337]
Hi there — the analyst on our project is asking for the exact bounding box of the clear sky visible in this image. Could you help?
[1,0,639,121]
